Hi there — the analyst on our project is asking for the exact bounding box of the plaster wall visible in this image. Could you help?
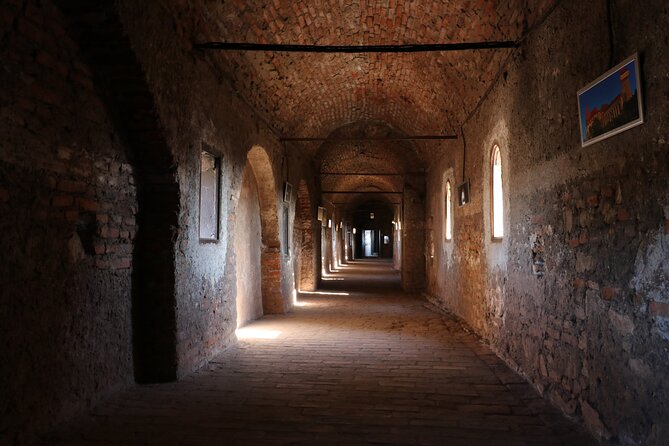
[235,165,263,327]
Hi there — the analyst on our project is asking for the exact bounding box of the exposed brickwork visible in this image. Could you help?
[3,0,668,445]
[0,1,137,444]
[200,0,557,138]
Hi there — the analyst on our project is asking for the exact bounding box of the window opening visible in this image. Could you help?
[445,180,452,241]
[491,145,504,239]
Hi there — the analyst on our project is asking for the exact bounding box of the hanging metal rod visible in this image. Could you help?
[194,41,517,53]
[332,202,401,205]
[282,135,457,142]
[322,191,402,194]
[320,172,409,176]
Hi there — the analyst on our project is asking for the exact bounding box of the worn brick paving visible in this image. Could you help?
[45,260,595,445]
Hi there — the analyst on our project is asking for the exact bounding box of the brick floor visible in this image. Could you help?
[44,259,596,445]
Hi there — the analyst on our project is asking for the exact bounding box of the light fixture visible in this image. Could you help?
[352,228,357,234]
[370,212,375,219]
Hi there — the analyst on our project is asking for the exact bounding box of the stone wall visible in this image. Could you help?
[0,1,136,443]
[425,1,669,443]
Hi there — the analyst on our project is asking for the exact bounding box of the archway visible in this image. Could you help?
[235,164,264,327]
[314,122,425,291]
[246,146,285,314]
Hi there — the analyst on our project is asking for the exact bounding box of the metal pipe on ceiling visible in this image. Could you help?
[281,135,457,142]
[194,41,518,53]
[320,172,409,176]
[321,191,403,194]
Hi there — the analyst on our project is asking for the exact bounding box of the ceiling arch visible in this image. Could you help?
[198,0,558,143]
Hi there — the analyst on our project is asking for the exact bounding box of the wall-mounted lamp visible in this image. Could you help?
[352,228,357,234]
[328,219,332,228]
[370,212,375,219]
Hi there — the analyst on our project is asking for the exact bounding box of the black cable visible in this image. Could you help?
[607,0,616,67]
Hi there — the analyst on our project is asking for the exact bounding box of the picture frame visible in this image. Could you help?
[283,181,292,203]
[317,206,326,222]
[199,150,220,242]
[457,180,470,206]
[577,53,644,147]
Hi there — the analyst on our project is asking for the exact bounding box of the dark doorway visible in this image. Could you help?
[351,201,394,260]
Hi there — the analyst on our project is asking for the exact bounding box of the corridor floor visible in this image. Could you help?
[45,260,596,446]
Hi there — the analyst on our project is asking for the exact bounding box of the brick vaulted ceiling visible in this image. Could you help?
[191,0,557,185]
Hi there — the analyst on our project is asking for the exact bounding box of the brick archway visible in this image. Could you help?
[246,145,284,314]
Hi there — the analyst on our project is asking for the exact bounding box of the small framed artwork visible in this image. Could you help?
[577,53,644,147]
[457,180,470,206]
[199,150,220,242]
[283,182,292,203]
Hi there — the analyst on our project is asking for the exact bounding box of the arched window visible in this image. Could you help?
[444,180,452,241]
[491,145,504,239]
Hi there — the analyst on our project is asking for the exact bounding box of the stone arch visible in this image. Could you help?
[246,145,284,314]
[294,180,317,292]
[234,164,264,327]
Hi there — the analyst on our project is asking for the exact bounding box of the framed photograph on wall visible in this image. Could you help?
[199,150,220,242]
[457,180,470,206]
[577,53,644,147]
[283,182,292,203]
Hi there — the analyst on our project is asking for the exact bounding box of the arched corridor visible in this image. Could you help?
[46,260,594,446]
[2,1,668,445]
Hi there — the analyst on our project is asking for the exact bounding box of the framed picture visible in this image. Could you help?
[317,206,326,222]
[457,180,470,206]
[283,182,292,203]
[577,53,644,147]
[199,150,220,242]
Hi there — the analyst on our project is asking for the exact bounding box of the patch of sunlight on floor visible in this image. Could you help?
[300,290,350,296]
[235,327,281,340]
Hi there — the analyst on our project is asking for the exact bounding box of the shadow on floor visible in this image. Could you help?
[319,258,401,292]
[43,259,597,446]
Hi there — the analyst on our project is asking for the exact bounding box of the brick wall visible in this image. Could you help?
[0,1,136,443]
